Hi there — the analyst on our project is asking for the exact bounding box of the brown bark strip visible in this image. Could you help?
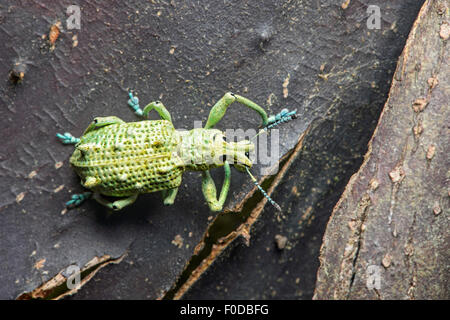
[16,254,126,300]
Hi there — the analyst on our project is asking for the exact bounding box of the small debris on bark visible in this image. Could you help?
[389,166,405,183]
[412,98,428,113]
[439,22,449,40]
[426,144,436,160]
[34,259,46,270]
[16,192,26,203]
[172,235,184,249]
[49,21,61,47]
[433,202,441,216]
[382,253,392,268]
[274,234,288,250]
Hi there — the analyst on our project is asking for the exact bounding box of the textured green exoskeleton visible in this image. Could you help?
[57,92,296,211]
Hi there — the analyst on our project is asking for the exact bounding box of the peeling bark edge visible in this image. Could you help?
[166,124,311,300]
[16,254,126,300]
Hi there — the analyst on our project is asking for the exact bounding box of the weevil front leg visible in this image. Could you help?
[93,193,138,211]
[204,92,269,129]
[128,92,172,122]
[201,161,231,212]
[204,92,298,132]
[161,188,179,205]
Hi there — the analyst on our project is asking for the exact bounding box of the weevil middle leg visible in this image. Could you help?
[128,92,172,122]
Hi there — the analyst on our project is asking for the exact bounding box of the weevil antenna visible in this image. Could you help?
[250,108,297,141]
[245,167,281,212]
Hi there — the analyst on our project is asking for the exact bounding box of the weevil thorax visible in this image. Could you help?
[176,128,254,171]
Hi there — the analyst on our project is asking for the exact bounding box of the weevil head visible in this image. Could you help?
[177,128,254,171]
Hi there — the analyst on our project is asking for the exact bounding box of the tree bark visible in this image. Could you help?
[314,0,449,300]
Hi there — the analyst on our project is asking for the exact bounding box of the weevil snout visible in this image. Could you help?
[223,138,254,171]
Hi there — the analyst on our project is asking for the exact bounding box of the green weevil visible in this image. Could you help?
[56,92,296,211]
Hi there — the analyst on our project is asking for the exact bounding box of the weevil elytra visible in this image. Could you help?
[57,92,296,211]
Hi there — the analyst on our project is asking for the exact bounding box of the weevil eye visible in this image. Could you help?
[245,151,250,158]
[112,204,118,210]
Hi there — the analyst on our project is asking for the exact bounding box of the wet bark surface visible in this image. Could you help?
[314,0,449,300]
[0,0,426,299]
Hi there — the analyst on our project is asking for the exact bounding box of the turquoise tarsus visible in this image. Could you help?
[66,192,92,207]
[56,132,80,145]
[265,108,297,130]
[251,108,297,140]
[127,92,143,116]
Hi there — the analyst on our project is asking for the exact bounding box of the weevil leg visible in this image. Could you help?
[93,193,138,211]
[56,132,80,145]
[127,92,172,122]
[201,161,231,212]
[65,192,92,207]
[142,101,172,122]
[127,92,144,116]
[204,92,269,129]
[57,116,125,144]
[161,188,179,205]
[83,116,125,134]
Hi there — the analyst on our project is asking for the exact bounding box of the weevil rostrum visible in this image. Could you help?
[57,92,297,212]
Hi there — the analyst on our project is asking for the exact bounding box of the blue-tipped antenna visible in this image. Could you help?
[246,168,281,212]
[245,107,298,211]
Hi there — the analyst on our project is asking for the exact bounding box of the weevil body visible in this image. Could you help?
[57,92,296,211]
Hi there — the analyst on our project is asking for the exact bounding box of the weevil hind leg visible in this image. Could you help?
[161,188,179,205]
[201,161,231,212]
[93,193,138,211]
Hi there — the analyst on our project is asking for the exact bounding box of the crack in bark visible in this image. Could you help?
[405,210,417,299]
[387,141,409,236]
[335,193,371,299]
[16,253,126,300]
